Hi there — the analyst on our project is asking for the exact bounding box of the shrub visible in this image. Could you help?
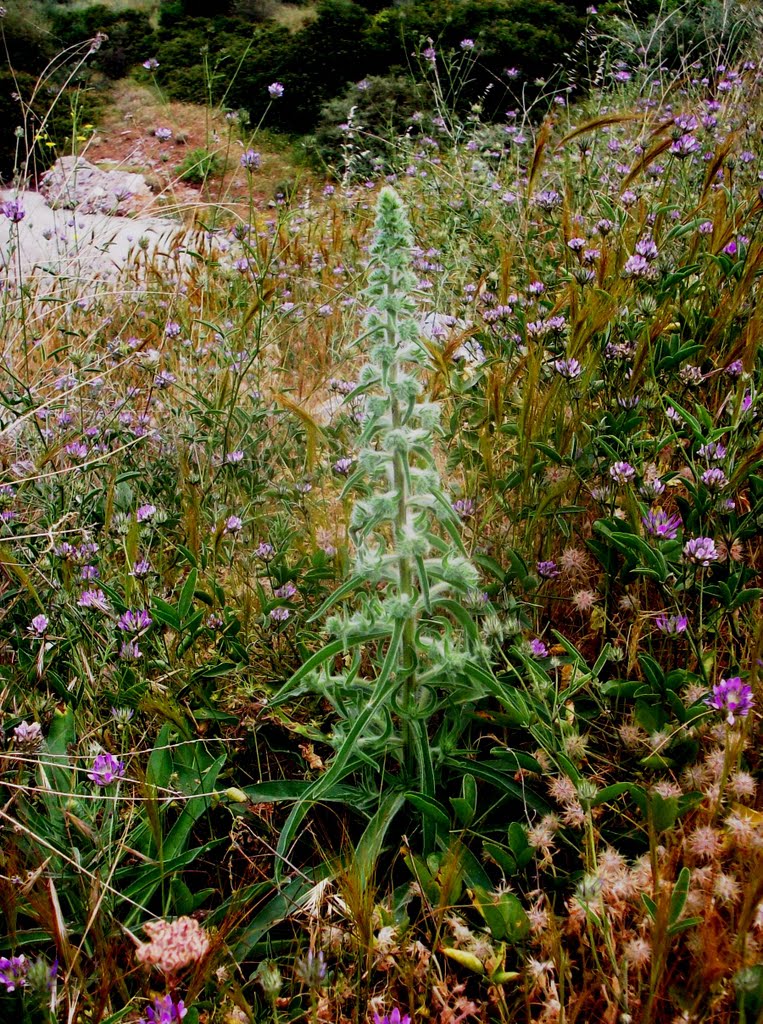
[50,6,157,80]
[175,146,224,183]
[310,74,430,177]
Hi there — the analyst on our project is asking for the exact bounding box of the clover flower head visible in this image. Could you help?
[88,752,125,787]
[374,1010,411,1024]
[117,609,152,633]
[142,994,187,1024]
[609,461,636,485]
[683,536,718,565]
[642,508,682,539]
[268,82,284,98]
[655,613,688,634]
[704,676,754,725]
[12,721,42,749]
[701,467,728,491]
[537,559,559,579]
[553,357,582,380]
[78,588,111,612]
[0,954,27,992]
[136,917,210,975]
[240,149,261,170]
[294,949,327,987]
[29,614,49,635]
[1,199,25,223]
[452,498,475,518]
[224,515,243,534]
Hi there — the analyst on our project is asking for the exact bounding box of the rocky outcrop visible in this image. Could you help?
[39,156,154,215]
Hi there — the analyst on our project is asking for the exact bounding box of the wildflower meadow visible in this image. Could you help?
[1,1,763,1022]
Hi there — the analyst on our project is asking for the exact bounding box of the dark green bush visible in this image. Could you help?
[151,0,588,136]
[310,74,430,177]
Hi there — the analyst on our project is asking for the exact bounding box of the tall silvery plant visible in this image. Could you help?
[272,188,524,867]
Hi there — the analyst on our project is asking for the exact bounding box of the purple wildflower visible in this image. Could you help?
[117,609,152,633]
[12,721,42,747]
[131,559,151,578]
[655,613,688,634]
[553,357,582,380]
[240,149,261,170]
[609,461,636,485]
[452,498,476,518]
[29,614,49,635]
[670,134,701,158]
[142,994,187,1024]
[256,542,275,560]
[165,321,181,338]
[642,508,682,540]
[0,955,28,992]
[274,581,297,599]
[270,606,290,623]
[537,560,559,579]
[225,450,244,464]
[78,588,110,612]
[65,441,88,460]
[268,82,284,98]
[154,127,172,141]
[1,199,25,223]
[142,58,159,70]
[530,638,548,657]
[333,457,353,475]
[119,640,142,661]
[701,467,728,490]
[704,676,754,725]
[697,440,726,461]
[224,515,243,534]
[623,254,653,278]
[137,503,157,522]
[88,752,125,787]
[374,1010,411,1024]
[683,536,718,565]
[154,370,176,389]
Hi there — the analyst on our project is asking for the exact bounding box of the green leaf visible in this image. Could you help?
[405,791,451,828]
[151,597,181,630]
[274,621,405,878]
[471,886,530,944]
[270,631,388,707]
[178,568,198,620]
[641,893,658,921]
[593,782,647,814]
[354,792,405,888]
[669,867,691,927]
[170,877,195,915]
[667,915,702,936]
[649,792,679,833]
[163,754,226,860]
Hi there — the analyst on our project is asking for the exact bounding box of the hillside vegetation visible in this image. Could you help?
[1,3,763,1023]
